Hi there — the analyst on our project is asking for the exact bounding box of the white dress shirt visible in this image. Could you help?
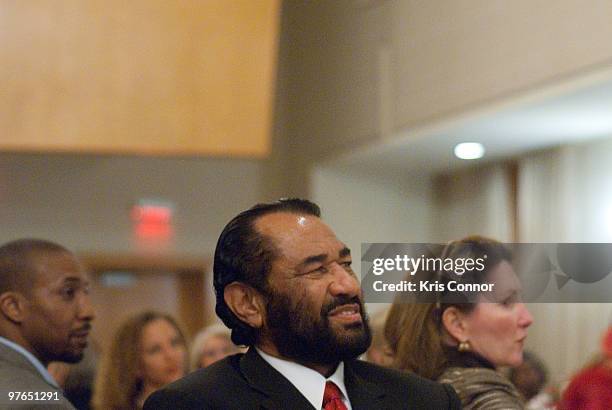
[257,348,352,410]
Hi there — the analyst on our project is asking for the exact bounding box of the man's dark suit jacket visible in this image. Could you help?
[144,348,461,410]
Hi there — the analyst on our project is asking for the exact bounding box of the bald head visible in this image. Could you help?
[0,239,71,296]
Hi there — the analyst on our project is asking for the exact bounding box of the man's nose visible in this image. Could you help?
[328,263,360,297]
[78,293,95,321]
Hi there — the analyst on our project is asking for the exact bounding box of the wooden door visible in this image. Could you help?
[79,253,211,352]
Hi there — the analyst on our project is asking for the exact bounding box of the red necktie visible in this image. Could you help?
[323,381,348,410]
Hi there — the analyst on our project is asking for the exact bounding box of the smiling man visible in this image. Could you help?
[0,239,94,409]
[145,199,460,410]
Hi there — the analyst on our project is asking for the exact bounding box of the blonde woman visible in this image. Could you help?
[189,323,240,371]
[93,311,187,410]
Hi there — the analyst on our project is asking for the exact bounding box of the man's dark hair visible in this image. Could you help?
[0,238,70,295]
[213,198,321,346]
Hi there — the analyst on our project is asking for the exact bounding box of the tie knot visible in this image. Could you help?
[323,381,344,407]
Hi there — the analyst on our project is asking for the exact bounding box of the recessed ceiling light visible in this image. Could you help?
[454,142,485,160]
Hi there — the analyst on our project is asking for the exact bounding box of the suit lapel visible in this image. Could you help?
[344,360,387,410]
[240,348,316,410]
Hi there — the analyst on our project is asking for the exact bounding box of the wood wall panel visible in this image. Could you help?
[89,271,179,354]
[0,1,279,157]
[81,252,210,352]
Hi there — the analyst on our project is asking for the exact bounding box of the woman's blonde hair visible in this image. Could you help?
[385,301,445,379]
[92,311,187,410]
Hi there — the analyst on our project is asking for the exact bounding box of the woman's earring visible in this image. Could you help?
[458,340,471,352]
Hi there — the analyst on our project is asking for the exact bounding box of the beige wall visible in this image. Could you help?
[312,165,434,261]
[432,163,514,242]
[518,142,612,381]
[390,0,612,129]
[0,153,276,256]
[281,0,612,177]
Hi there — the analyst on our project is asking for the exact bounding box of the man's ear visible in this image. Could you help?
[224,282,265,329]
[0,291,27,324]
[441,306,469,344]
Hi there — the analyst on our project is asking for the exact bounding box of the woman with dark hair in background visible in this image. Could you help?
[93,311,187,410]
[385,236,533,409]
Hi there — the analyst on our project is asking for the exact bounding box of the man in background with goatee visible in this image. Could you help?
[0,239,94,409]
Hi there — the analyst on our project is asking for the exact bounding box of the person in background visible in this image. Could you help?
[0,238,95,410]
[93,311,187,410]
[508,351,556,410]
[49,344,100,410]
[48,361,71,392]
[189,323,239,370]
[364,308,393,367]
[385,236,533,410]
[560,325,612,410]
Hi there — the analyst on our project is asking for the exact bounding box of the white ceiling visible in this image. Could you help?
[332,75,612,176]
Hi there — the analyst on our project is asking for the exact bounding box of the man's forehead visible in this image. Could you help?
[255,212,344,253]
[31,251,87,285]
[255,212,332,238]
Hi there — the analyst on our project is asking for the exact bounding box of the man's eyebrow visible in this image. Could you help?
[339,247,351,258]
[298,247,351,269]
[62,277,88,286]
[298,254,328,269]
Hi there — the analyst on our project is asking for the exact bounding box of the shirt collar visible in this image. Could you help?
[0,336,60,388]
[256,348,351,410]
